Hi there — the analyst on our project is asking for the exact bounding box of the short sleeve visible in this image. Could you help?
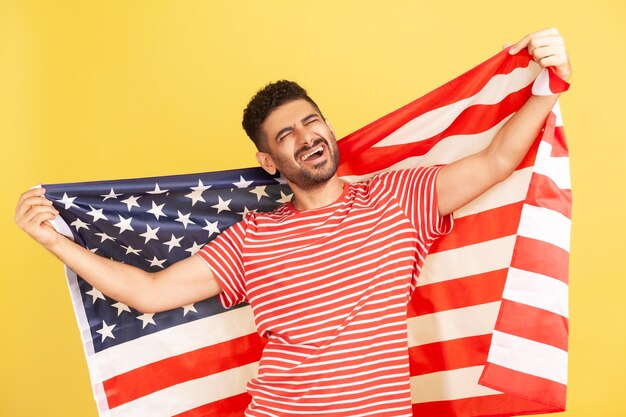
[375,166,453,242]
[197,218,249,309]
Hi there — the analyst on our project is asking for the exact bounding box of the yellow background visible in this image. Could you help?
[1,1,624,416]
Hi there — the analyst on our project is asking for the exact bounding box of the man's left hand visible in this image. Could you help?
[508,28,572,81]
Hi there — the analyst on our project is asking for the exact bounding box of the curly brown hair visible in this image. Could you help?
[242,80,323,151]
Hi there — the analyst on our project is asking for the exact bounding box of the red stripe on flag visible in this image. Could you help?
[430,203,523,253]
[104,333,265,409]
[409,335,491,376]
[173,392,251,417]
[409,269,507,317]
[551,126,568,157]
[337,50,534,160]
[338,86,534,176]
[496,300,568,351]
[480,363,567,409]
[526,173,572,219]
[412,392,563,417]
[511,236,569,283]
[547,67,570,95]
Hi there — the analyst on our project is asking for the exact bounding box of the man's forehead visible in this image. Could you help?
[264,99,320,129]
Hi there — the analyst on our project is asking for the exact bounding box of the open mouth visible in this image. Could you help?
[300,145,325,162]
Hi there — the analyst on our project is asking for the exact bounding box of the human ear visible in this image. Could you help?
[256,151,277,175]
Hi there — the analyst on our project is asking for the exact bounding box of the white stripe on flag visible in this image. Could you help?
[375,63,540,147]
[96,306,257,380]
[535,140,571,189]
[340,118,511,182]
[65,267,110,416]
[402,118,508,166]
[419,235,516,285]
[407,302,500,347]
[410,366,502,403]
[108,362,259,417]
[502,268,569,318]
[517,204,571,251]
[553,101,563,127]
[488,331,568,385]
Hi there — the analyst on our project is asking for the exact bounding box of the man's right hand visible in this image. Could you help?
[14,187,63,250]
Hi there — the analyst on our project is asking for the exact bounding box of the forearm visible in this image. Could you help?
[486,93,560,178]
[16,187,219,312]
[47,235,155,311]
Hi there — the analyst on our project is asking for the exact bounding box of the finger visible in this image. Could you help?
[21,205,59,227]
[502,43,512,51]
[531,45,565,64]
[527,35,564,56]
[30,211,58,226]
[16,187,47,212]
[15,195,55,220]
[509,27,560,54]
[19,205,57,227]
[539,55,568,69]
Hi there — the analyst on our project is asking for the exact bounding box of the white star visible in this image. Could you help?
[113,215,134,234]
[202,220,220,237]
[163,234,183,252]
[70,218,89,231]
[100,188,122,201]
[86,287,105,304]
[212,196,231,213]
[185,180,211,206]
[147,256,166,268]
[175,211,195,229]
[147,201,166,220]
[277,191,293,204]
[233,175,253,189]
[87,247,98,253]
[122,245,142,256]
[147,183,169,194]
[94,232,116,243]
[185,241,204,256]
[250,186,269,201]
[96,321,116,341]
[86,205,108,222]
[111,302,131,316]
[182,304,197,316]
[136,313,156,329]
[139,224,160,243]
[120,195,141,211]
[237,206,254,217]
[58,193,78,209]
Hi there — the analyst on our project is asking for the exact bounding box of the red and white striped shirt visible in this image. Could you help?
[198,166,452,416]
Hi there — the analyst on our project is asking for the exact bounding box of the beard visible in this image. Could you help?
[273,135,340,190]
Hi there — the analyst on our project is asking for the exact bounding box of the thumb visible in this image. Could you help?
[508,34,532,55]
[502,43,512,51]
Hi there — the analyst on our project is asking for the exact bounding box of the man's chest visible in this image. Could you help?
[243,201,420,339]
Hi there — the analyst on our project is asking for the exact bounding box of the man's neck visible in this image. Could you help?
[289,176,345,211]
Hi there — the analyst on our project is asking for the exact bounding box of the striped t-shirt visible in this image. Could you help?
[198,166,453,417]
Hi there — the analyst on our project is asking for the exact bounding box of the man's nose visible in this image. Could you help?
[296,125,315,146]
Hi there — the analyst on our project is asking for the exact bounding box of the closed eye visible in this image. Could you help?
[305,117,319,125]
[278,131,292,141]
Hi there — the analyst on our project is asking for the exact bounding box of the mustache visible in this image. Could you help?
[295,138,328,159]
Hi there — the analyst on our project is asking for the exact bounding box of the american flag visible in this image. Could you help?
[46,48,570,417]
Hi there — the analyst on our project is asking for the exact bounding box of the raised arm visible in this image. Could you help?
[436,28,571,216]
[14,187,222,313]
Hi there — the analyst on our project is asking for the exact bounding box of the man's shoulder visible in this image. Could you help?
[363,167,424,186]
[244,202,294,224]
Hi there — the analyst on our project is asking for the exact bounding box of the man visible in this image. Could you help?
[15,28,570,416]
